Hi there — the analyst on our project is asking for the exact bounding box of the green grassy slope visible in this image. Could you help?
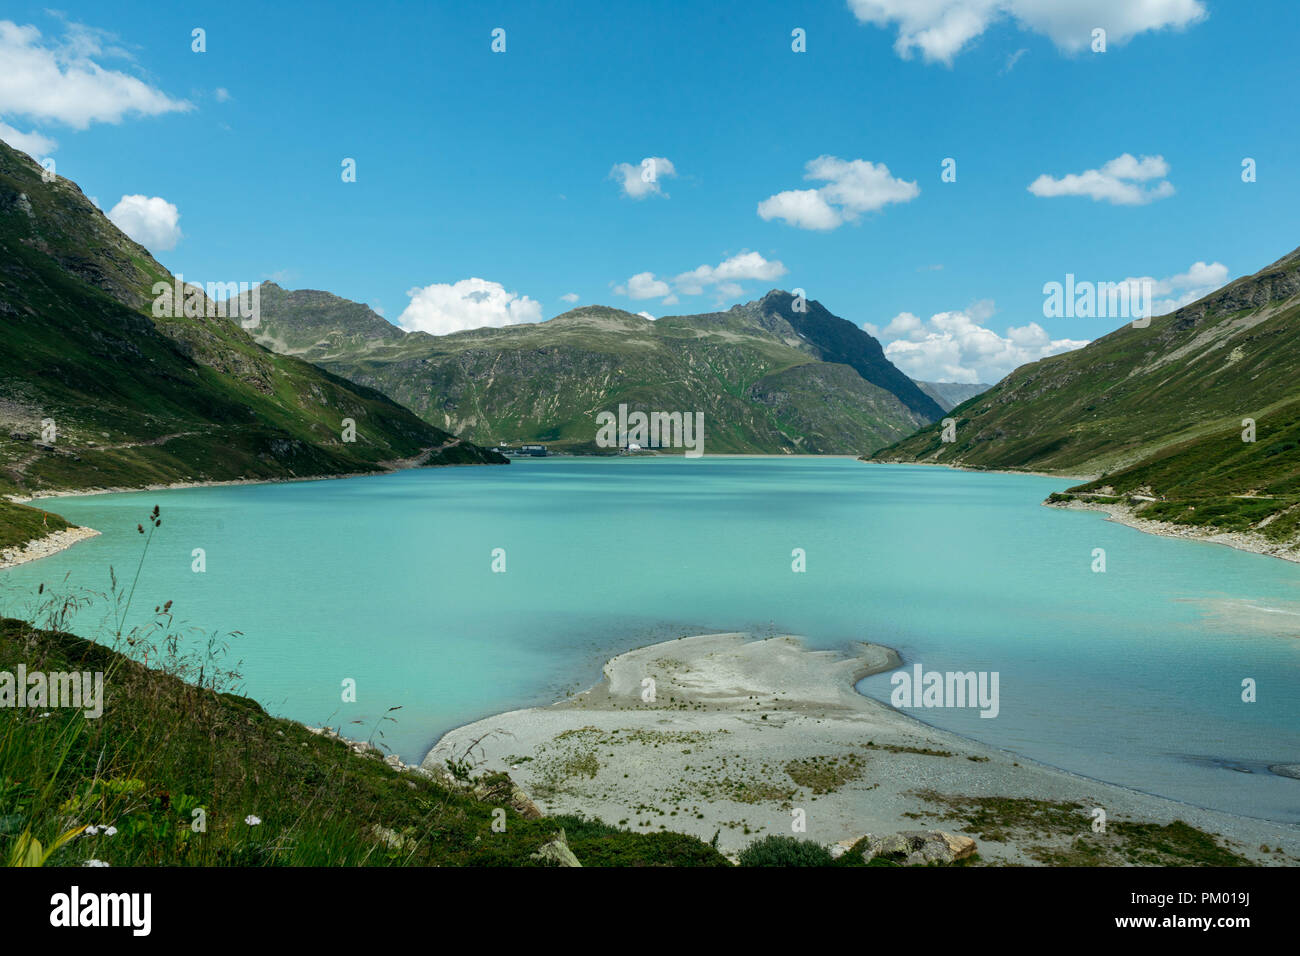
[252,285,941,454]
[869,244,1300,542]
[0,140,504,499]
[0,616,726,866]
[0,500,71,550]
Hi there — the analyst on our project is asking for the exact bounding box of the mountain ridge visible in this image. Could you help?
[248,283,943,455]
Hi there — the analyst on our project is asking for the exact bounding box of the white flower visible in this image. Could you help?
[84,859,109,867]
[84,825,102,836]
[103,826,117,837]
[244,814,262,826]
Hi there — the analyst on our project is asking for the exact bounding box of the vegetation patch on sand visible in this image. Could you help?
[785,753,865,794]
[911,790,1262,866]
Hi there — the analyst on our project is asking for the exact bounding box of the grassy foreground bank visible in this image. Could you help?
[0,612,731,867]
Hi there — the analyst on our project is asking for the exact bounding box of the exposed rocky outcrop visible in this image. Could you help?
[530,828,581,867]
[855,830,978,866]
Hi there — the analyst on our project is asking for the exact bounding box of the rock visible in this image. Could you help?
[861,830,976,866]
[370,824,408,851]
[508,785,542,819]
[471,774,543,819]
[830,837,864,860]
[414,764,458,787]
[530,829,581,867]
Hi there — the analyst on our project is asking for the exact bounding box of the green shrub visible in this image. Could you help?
[737,834,833,867]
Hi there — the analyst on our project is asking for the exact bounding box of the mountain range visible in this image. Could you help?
[249,284,947,455]
[5,133,1296,555]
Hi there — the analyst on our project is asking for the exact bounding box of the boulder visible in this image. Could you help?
[370,824,408,851]
[472,774,543,820]
[530,828,581,867]
[861,830,976,866]
[830,837,864,860]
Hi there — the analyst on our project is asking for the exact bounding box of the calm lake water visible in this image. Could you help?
[4,457,1298,822]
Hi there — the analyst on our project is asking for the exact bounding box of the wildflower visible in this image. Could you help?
[245,815,262,826]
[83,859,110,867]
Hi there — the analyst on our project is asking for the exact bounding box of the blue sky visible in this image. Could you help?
[2,0,1297,383]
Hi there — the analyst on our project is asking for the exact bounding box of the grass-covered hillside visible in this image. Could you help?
[870,244,1300,547]
[0,500,71,551]
[0,140,504,502]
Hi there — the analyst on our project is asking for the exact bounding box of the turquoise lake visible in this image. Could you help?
[3,457,1298,823]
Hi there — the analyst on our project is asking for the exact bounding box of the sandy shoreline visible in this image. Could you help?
[0,525,101,571]
[1048,497,1300,564]
[424,632,1299,864]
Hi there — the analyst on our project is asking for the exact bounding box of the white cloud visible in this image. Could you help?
[1127,260,1229,315]
[673,251,787,295]
[107,194,182,251]
[759,156,918,230]
[609,156,677,199]
[398,278,542,335]
[637,311,656,321]
[847,0,1206,65]
[1010,0,1207,52]
[560,292,580,303]
[614,271,671,300]
[214,87,231,103]
[757,189,840,230]
[0,121,56,156]
[1028,153,1174,205]
[0,20,192,131]
[869,302,1088,383]
[615,251,788,306]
